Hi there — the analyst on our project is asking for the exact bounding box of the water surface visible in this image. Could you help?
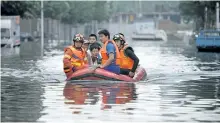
[1,40,220,122]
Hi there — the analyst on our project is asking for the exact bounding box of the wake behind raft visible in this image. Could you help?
[66,66,147,82]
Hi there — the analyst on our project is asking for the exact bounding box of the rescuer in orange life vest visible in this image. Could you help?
[63,33,88,77]
[98,29,121,74]
[113,33,140,77]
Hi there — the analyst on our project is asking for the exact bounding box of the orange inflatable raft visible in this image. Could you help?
[66,66,147,82]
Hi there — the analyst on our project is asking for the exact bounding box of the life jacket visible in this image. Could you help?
[119,44,134,70]
[100,40,121,65]
[63,46,86,73]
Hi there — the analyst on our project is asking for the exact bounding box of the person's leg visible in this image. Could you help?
[120,68,130,75]
[104,65,120,74]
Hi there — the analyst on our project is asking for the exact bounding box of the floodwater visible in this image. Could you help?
[1,39,220,123]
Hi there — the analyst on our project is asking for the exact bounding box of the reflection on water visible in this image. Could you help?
[1,40,220,122]
[63,82,136,109]
[1,47,20,57]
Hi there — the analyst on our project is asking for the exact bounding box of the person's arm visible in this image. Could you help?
[125,48,139,72]
[63,49,73,71]
[97,53,102,64]
[101,53,114,68]
[100,43,115,68]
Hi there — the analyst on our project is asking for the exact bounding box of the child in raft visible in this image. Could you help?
[89,42,102,65]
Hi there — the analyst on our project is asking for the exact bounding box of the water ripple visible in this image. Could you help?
[1,41,220,122]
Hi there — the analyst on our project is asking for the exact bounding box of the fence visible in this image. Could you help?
[20,18,72,42]
[20,17,191,43]
[19,18,130,42]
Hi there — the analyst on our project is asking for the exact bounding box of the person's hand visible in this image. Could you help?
[91,64,101,69]
[98,65,104,69]
[89,65,100,71]
[129,71,135,77]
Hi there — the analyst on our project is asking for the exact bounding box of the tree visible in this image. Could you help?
[1,1,35,18]
[1,1,112,24]
[92,1,109,22]
[179,1,218,30]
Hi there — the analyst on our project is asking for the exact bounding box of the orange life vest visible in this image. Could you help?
[63,46,86,73]
[119,45,134,70]
[100,40,121,65]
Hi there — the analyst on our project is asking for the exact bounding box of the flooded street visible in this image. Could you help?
[1,39,220,122]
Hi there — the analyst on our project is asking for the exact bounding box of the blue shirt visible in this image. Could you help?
[103,42,120,74]
[106,42,116,64]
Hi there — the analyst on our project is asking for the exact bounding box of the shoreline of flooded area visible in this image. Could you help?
[1,40,220,122]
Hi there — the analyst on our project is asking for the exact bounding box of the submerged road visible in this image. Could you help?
[1,38,220,122]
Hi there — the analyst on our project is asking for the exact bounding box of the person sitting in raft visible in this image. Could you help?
[89,42,102,65]
[88,34,102,47]
[82,40,92,65]
[113,33,139,77]
[63,33,88,77]
[82,39,90,51]
[88,34,102,64]
[98,29,121,74]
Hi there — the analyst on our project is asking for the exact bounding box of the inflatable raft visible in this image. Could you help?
[66,66,147,82]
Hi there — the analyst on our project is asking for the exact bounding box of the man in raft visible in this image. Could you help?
[113,33,140,77]
[88,34,101,47]
[63,33,88,77]
[98,29,121,74]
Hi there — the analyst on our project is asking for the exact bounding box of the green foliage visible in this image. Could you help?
[179,1,218,30]
[1,1,181,24]
[1,1,110,24]
[1,1,35,18]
